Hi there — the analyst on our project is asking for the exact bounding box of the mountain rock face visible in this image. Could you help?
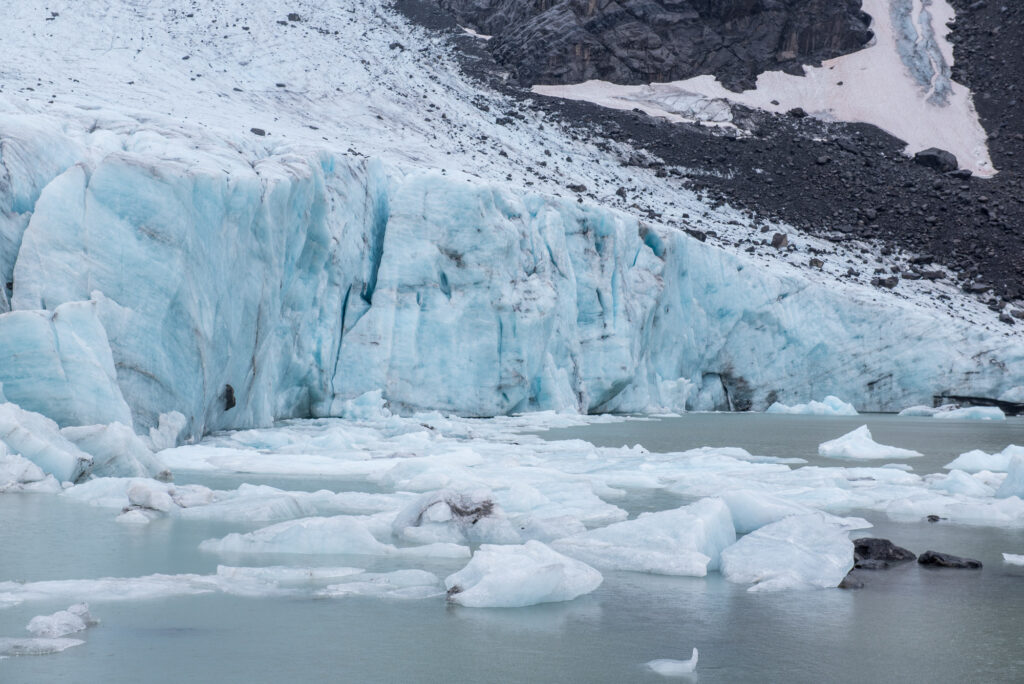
[437,0,874,89]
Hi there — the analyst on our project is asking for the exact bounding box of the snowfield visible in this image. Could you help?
[534,0,993,176]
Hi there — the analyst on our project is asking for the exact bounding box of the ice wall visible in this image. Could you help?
[2,116,1022,439]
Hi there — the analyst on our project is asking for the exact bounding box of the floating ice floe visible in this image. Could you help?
[765,396,858,416]
[0,637,85,656]
[646,648,698,677]
[317,570,444,600]
[933,406,1006,421]
[445,541,602,608]
[1002,554,1024,565]
[944,445,1024,473]
[817,425,923,460]
[199,515,470,559]
[719,513,860,591]
[26,603,97,638]
[391,488,523,545]
[551,498,735,576]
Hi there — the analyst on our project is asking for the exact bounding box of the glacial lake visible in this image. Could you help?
[3,413,1024,683]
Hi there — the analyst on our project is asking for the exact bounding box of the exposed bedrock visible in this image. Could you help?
[436,0,874,90]
[1,116,1022,440]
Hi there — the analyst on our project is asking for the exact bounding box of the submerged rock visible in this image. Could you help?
[853,538,917,569]
[917,551,982,569]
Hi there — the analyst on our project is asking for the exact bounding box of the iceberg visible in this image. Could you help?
[817,425,923,460]
[766,396,858,416]
[445,540,602,608]
[933,406,1006,421]
[944,445,1024,473]
[551,498,736,576]
[719,514,855,591]
[1003,553,1024,566]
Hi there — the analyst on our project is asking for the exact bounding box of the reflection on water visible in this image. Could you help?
[2,415,1024,682]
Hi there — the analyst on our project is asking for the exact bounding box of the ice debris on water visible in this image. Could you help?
[765,396,858,416]
[445,540,602,608]
[720,513,862,591]
[26,603,97,638]
[933,406,1006,421]
[551,498,735,576]
[199,515,470,559]
[646,648,698,677]
[1002,553,1024,565]
[817,425,922,460]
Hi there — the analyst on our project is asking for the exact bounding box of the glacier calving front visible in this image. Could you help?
[1,115,1022,438]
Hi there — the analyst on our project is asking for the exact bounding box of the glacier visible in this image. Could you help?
[1,114,1022,445]
[0,0,1020,446]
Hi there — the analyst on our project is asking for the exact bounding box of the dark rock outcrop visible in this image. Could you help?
[438,0,874,91]
[854,538,917,569]
[917,550,982,569]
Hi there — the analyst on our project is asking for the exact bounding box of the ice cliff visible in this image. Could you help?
[1,113,1022,441]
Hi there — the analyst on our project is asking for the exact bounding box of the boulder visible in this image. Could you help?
[853,538,916,569]
[917,550,982,569]
[913,148,958,173]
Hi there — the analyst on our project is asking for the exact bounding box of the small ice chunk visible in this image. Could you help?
[0,449,61,493]
[765,395,858,416]
[720,514,854,591]
[0,403,93,482]
[647,648,698,676]
[61,422,169,480]
[392,488,521,545]
[147,411,187,451]
[1002,553,1024,565]
[817,425,922,460]
[127,481,174,512]
[0,637,85,656]
[995,455,1024,499]
[445,540,602,608]
[945,445,1024,473]
[26,604,97,638]
[933,406,1005,421]
[336,389,392,421]
[898,405,944,417]
[116,509,156,524]
[552,498,735,576]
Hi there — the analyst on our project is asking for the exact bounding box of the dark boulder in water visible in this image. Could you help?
[918,550,982,569]
[853,538,917,569]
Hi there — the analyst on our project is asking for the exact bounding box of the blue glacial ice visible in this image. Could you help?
[766,395,858,416]
[0,113,1022,447]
